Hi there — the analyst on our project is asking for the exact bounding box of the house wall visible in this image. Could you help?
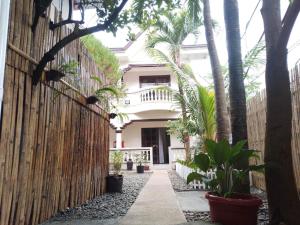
[0,1,110,225]
[109,126,116,148]
[122,121,183,148]
[123,67,178,92]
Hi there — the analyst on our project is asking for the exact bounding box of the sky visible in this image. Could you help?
[76,0,300,89]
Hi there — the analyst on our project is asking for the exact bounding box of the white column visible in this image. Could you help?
[116,130,122,148]
[0,0,11,118]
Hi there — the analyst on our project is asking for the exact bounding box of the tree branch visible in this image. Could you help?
[32,0,129,85]
[49,19,84,30]
[278,0,300,50]
[49,0,85,30]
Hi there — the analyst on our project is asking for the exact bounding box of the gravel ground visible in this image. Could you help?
[46,172,152,222]
[169,170,269,225]
[168,170,194,191]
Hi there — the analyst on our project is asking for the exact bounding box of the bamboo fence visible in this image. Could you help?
[247,64,300,191]
[0,0,110,225]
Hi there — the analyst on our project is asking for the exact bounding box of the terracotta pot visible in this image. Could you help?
[144,165,150,170]
[106,175,123,193]
[205,192,262,225]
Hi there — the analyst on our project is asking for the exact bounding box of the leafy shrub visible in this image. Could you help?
[111,151,124,175]
[187,139,264,197]
[81,35,121,84]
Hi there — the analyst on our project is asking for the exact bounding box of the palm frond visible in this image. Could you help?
[95,86,121,99]
[186,0,202,26]
[197,86,216,140]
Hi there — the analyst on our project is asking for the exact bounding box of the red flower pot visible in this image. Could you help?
[205,192,262,225]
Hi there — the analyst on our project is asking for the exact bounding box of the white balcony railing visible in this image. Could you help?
[140,88,172,103]
[124,86,174,106]
[110,147,153,170]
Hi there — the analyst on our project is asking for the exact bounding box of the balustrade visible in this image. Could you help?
[140,88,172,103]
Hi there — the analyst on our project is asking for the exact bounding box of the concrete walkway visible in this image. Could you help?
[176,191,209,212]
[119,170,187,225]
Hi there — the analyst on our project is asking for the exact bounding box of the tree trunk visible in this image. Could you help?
[175,52,191,161]
[262,1,300,224]
[203,0,230,142]
[223,0,249,193]
[178,82,191,161]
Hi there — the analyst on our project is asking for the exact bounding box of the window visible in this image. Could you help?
[139,75,170,88]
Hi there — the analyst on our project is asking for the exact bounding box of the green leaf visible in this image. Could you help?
[227,140,247,163]
[231,149,259,165]
[205,139,217,159]
[90,76,103,84]
[216,169,225,181]
[187,172,206,184]
[194,153,210,172]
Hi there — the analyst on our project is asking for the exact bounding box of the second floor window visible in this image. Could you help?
[139,75,170,88]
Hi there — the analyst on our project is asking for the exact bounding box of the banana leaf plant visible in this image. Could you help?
[187,139,264,197]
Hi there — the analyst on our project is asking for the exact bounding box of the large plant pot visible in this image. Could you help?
[127,159,133,170]
[205,192,262,225]
[106,175,123,193]
[136,165,144,173]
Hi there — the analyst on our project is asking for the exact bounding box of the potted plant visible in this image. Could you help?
[46,60,78,82]
[127,158,133,170]
[135,154,144,173]
[106,151,124,193]
[187,139,264,225]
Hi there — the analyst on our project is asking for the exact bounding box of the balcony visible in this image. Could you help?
[120,86,179,113]
[140,87,173,103]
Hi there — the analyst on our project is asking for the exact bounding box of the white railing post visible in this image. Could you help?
[149,147,153,167]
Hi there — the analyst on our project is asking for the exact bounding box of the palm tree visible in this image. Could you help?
[202,0,230,141]
[223,0,247,145]
[223,0,249,193]
[146,11,202,161]
[186,0,230,142]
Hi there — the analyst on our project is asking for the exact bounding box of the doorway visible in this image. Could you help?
[141,128,170,164]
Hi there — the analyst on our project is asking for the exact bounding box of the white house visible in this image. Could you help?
[109,32,209,166]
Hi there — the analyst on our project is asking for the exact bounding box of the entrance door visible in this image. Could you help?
[141,128,170,164]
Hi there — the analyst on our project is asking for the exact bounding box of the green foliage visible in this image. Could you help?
[134,153,146,166]
[90,75,126,111]
[195,86,216,140]
[146,10,202,61]
[81,35,121,84]
[186,140,264,197]
[58,60,79,76]
[111,151,124,175]
[204,40,265,98]
[167,119,196,143]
